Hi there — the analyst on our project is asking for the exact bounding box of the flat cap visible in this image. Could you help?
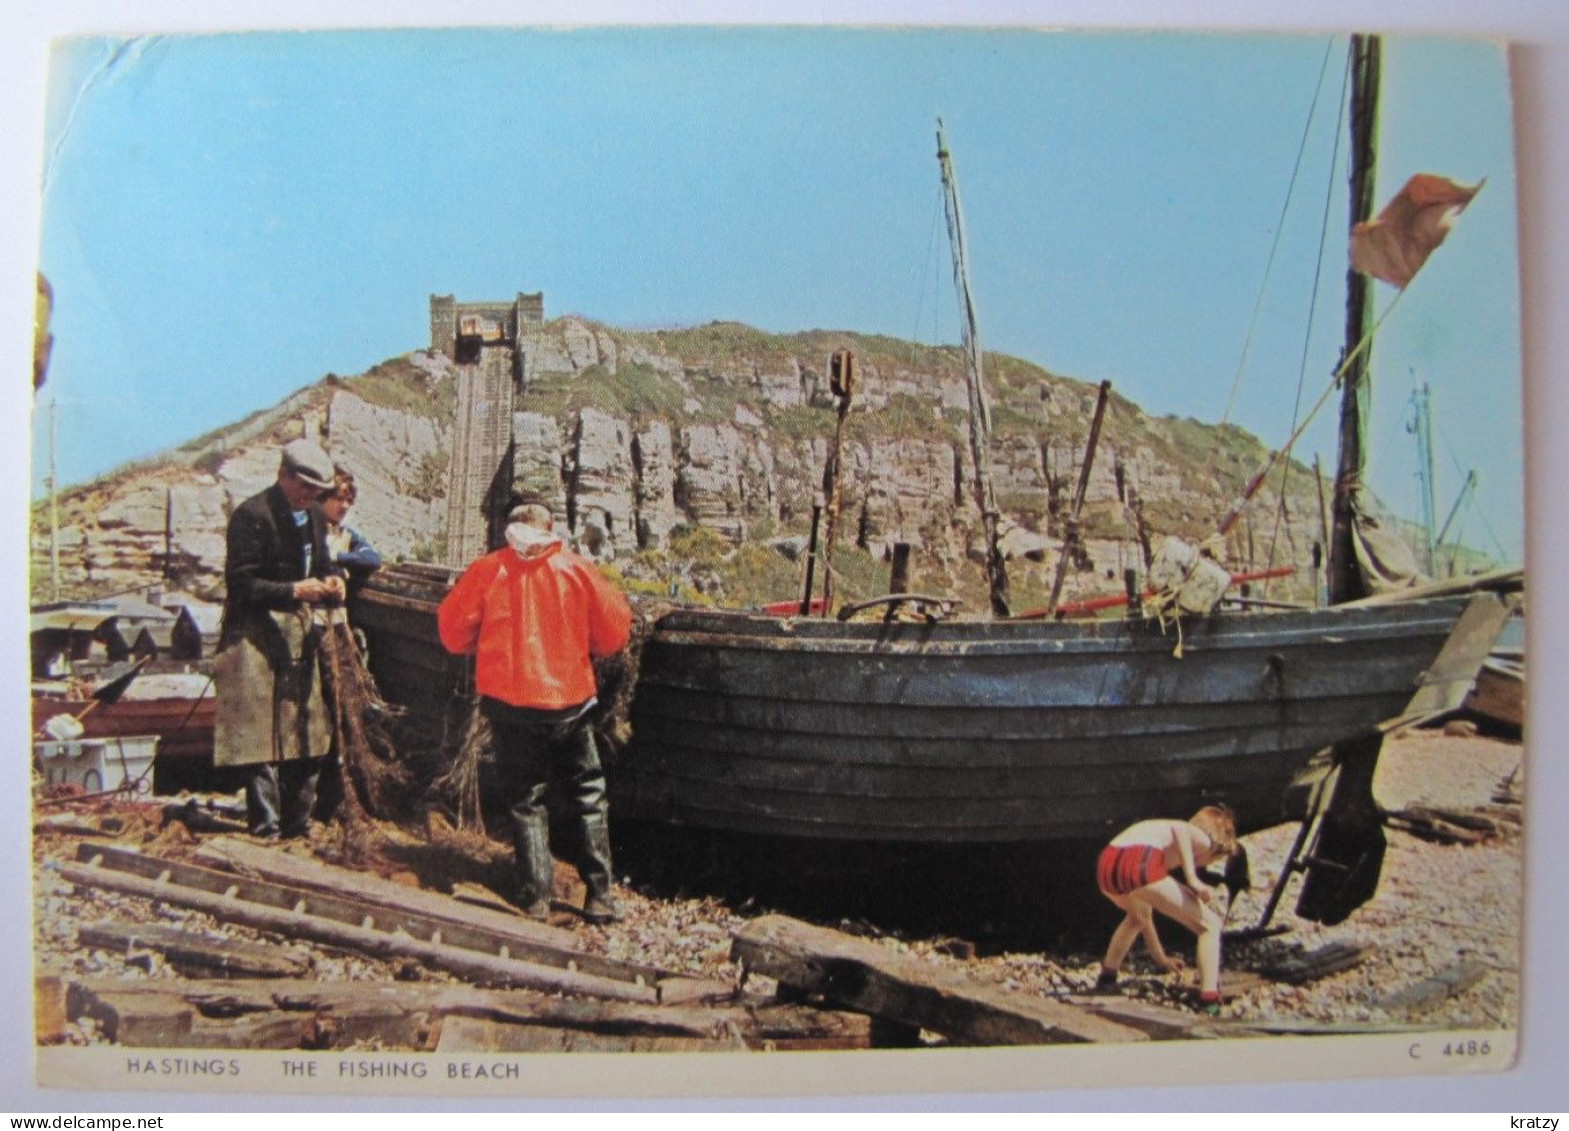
[280,439,335,490]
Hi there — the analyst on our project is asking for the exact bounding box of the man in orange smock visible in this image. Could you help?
[437,500,633,922]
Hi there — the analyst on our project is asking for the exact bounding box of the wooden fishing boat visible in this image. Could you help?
[32,672,216,763]
[614,594,1502,842]
[355,566,1507,841]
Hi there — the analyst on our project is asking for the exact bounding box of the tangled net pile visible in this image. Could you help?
[317,617,416,864]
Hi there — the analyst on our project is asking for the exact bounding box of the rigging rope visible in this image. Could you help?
[1219,36,1341,431]
[1263,39,1354,592]
[1215,286,1412,539]
[909,186,946,366]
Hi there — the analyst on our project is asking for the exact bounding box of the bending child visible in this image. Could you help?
[1094,804,1239,1013]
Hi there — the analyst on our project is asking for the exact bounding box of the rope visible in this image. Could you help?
[908,186,947,366]
[1262,49,1354,594]
[1218,36,1342,430]
[1215,286,1411,538]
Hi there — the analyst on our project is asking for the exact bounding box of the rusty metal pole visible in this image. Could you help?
[818,350,856,616]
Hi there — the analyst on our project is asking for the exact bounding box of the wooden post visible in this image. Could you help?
[937,120,1011,618]
[889,542,912,595]
[1328,33,1381,605]
[799,502,823,616]
[1046,379,1112,617]
[819,350,856,616]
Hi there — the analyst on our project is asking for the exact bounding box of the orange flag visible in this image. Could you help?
[1350,173,1484,288]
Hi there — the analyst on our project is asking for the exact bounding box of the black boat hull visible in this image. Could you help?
[354,565,1495,845]
[614,597,1486,842]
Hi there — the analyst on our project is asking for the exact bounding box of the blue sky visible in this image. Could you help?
[34,27,1524,560]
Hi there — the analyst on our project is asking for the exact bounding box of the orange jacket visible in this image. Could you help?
[437,542,632,710]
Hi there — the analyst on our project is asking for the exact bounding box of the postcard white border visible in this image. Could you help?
[6,0,1566,1114]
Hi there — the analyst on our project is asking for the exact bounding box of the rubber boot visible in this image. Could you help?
[577,813,623,924]
[511,813,555,921]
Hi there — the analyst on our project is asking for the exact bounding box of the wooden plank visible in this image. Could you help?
[195,837,577,946]
[434,1015,741,1054]
[1211,1019,1442,1037]
[69,978,281,1018]
[1061,995,1215,1040]
[315,1001,439,1051]
[1387,812,1487,846]
[732,915,1146,1045]
[1263,942,1375,985]
[72,990,195,1046]
[62,978,871,1047]
[184,1012,318,1050]
[85,843,719,1000]
[78,921,312,979]
[1374,962,1491,1014]
[35,975,67,1045]
[1402,805,1504,834]
[59,860,660,1004]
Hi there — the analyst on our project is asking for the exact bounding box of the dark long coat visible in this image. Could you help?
[213,482,339,768]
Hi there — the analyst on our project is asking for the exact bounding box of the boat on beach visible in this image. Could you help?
[353,34,1518,929]
[32,671,216,764]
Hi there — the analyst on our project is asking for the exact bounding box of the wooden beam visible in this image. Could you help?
[1262,942,1376,985]
[78,921,312,979]
[434,1016,740,1054]
[1060,995,1215,1040]
[71,990,195,1046]
[35,975,67,1045]
[63,979,873,1050]
[1374,962,1491,1014]
[59,861,660,1004]
[83,843,720,1001]
[185,1012,318,1050]
[732,915,1146,1045]
[194,837,577,946]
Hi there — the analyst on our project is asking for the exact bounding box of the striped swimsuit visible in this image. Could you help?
[1097,843,1170,896]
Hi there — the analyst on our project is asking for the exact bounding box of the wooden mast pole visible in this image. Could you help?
[936,119,1011,618]
[1328,33,1381,605]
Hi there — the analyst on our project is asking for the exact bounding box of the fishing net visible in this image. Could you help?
[317,612,416,863]
[430,700,490,834]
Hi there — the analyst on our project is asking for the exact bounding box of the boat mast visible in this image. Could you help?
[1408,376,1438,574]
[1327,33,1381,605]
[936,118,1011,618]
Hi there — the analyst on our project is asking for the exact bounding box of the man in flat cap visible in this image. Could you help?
[214,438,345,839]
[437,496,632,922]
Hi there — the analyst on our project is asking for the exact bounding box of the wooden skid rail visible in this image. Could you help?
[732,914,1146,1046]
[63,979,872,1052]
[64,844,723,1004]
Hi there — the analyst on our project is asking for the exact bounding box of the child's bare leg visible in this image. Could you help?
[1134,906,1182,973]
[1140,878,1223,992]
[1194,916,1222,994]
[1101,906,1142,975]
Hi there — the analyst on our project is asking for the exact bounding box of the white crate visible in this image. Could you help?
[35,735,159,794]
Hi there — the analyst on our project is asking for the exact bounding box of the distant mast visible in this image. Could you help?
[936,118,1011,618]
[1328,33,1381,605]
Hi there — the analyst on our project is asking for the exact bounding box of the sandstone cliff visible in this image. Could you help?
[31,317,1327,612]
